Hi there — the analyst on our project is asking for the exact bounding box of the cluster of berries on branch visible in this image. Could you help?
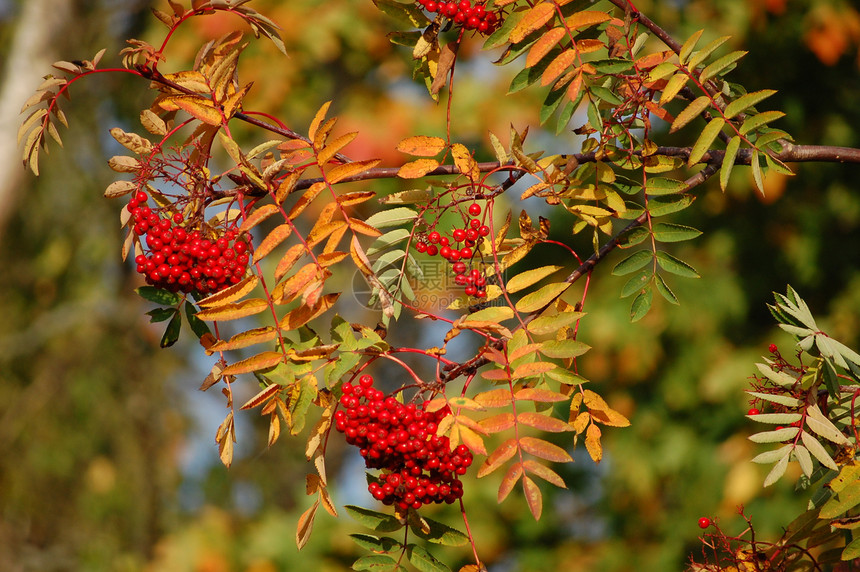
[415,202,491,298]
[334,375,473,511]
[415,0,501,35]
[127,191,252,295]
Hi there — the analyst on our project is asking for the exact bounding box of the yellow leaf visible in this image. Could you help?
[272,263,318,305]
[221,351,283,376]
[506,265,563,294]
[451,143,479,180]
[239,204,280,236]
[253,223,293,263]
[515,282,571,313]
[565,10,612,31]
[396,135,447,156]
[206,326,278,354]
[459,426,487,456]
[196,298,269,321]
[510,2,557,44]
[585,423,603,463]
[348,218,383,237]
[159,95,222,125]
[336,190,375,207]
[397,158,439,179]
[317,131,358,165]
[288,182,326,220]
[275,244,307,283]
[240,383,281,410]
[279,293,339,330]
[325,159,381,185]
[295,499,319,549]
[308,101,332,143]
[197,274,259,307]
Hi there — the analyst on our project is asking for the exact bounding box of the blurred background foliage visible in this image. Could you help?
[2,0,860,570]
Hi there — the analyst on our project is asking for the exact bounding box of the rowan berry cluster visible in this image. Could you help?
[415,0,501,35]
[335,375,473,511]
[127,191,252,295]
[415,202,491,298]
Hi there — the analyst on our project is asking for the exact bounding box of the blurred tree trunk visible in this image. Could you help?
[0,0,74,243]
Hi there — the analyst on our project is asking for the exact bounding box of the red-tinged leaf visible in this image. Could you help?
[567,71,583,103]
[585,423,603,463]
[481,368,512,381]
[474,388,513,408]
[221,351,283,376]
[460,426,487,455]
[279,293,339,330]
[515,387,569,403]
[526,27,566,68]
[348,218,383,237]
[498,461,524,502]
[325,159,381,185]
[253,223,293,263]
[195,298,269,321]
[396,135,447,157]
[520,436,573,463]
[510,2,556,44]
[197,275,259,308]
[478,438,518,478]
[479,412,516,434]
[336,191,376,207]
[241,383,282,410]
[451,143,479,180]
[565,10,612,31]
[206,326,278,354]
[160,95,222,125]
[275,244,307,283]
[239,204,280,236]
[272,263,317,305]
[522,476,543,520]
[397,158,439,179]
[508,343,544,363]
[541,49,577,87]
[316,131,357,165]
[511,361,556,380]
[296,499,319,549]
[523,459,567,488]
[517,412,573,432]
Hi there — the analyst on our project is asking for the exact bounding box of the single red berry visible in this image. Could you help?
[425,0,438,11]
[452,228,466,242]
[172,212,183,224]
[428,231,441,244]
[478,225,490,236]
[747,408,760,416]
[768,343,778,353]
[468,203,481,216]
[698,517,711,529]
[359,374,374,388]
[415,241,428,253]
[460,247,472,259]
[134,191,149,203]
[426,245,438,256]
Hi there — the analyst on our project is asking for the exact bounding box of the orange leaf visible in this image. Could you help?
[585,423,603,463]
[511,361,556,380]
[221,351,283,376]
[197,275,259,308]
[239,204,280,235]
[279,293,339,330]
[498,461,523,502]
[325,159,381,185]
[206,326,278,354]
[510,2,557,44]
[515,387,569,403]
[541,49,577,87]
[478,438,518,478]
[474,388,512,408]
[307,221,347,247]
[350,235,373,276]
[396,135,447,157]
[517,412,573,433]
[397,158,440,179]
[253,223,293,263]
[348,218,383,237]
[336,191,376,207]
[575,39,605,55]
[519,436,573,463]
[526,27,567,68]
[159,95,222,125]
[565,10,612,31]
[275,244,307,283]
[582,389,609,410]
[459,426,487,456]
[523,460,566,488]
[287,182,326,220]
[478,412,515,434]
[567,72,583,103]
[317,131,358,165]
[295,499,319,549]
[451,143,479,180]
[318,251,349,267]
[241,383,282,410]
[481,368,512,382]
[195,298,269,321]
[308,101,332,143]
[522,476,543,520]
[508,343,544,363]
[272,263,317,305]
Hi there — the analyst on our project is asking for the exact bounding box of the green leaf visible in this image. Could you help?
[515,282,571,313]
[670,96,710,133]
[591,58,635,74]
[620,270,650,298]
[349,534,402,553]
[652,223,702,243]
[367,228,410,257]
[411,517,469,546]
[483,6,524,50]
[375,0,430,28]
[539,79,568,124]
[510,47,563,94]
[526,311,585,335]
[687,35,730,70]
[763,447,791,486]
[749,412,803,425]
[750,444,792,464]
[645,177,687,196]
[345,505,403,533]
[794,444,814,477]
[688,117,725,166]
[586,101,602,131]
[136,285,180,306]
[539,339,590,359]
[590,85,623,106]
[352,554,404,571]
[700,50,747,82]
[748,427,798,443]
[655,251,700,278]
[720,135,741,191]
[630,288,653,322]
[619,226,650,247]
[751,149,765,194]
[723,89,777,119]
[800,430,838,471]
[611,250,653,276]
[184,301,212,339]
[648,195,694,217]
[364,207,418,229]
[842,536,860,561]
[654,273,679,304]
[739,110,785,135]
[647,61,677,82]
[406,544,451,572]
[746,391,802,408]
[764,153,794,176]
[754,362,797,387]
[147,307,176,323]
[679,29,704,64]
[806,404,851,445]
[160,310,182,348]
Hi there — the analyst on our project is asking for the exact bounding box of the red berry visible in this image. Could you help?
[359,375,374,388]
[134,191,149,203]
[747,408,760,416]
[698,517,711,529]
[460,247,472,259]
[468,203,481,216]
[768,344,778,353]
[428,231,441,244]
[478,225,490,236]
[427,245,438,256]
[425,0,437,11]
[415,241,427,253]
[172,212,183,224]
[452,228,466,242]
